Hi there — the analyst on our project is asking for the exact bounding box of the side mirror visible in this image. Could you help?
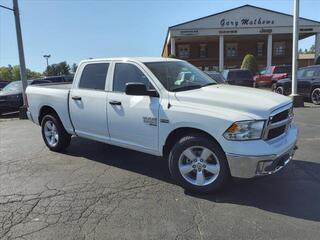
[125,82,158,97]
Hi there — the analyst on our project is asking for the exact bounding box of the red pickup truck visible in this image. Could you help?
[254,65,291,88]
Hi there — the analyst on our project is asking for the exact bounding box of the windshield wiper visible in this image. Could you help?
[171,85,202,92]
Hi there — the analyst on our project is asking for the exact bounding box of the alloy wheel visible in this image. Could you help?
[44,120,59,147]
[178,146,220,186]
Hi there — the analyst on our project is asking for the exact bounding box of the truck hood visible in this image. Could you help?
[174,84,292,119]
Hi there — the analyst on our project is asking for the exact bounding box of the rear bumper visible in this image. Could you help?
[225,125,298,178]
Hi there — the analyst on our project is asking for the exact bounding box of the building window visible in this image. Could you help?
[257,42,264,56]
[178,45,190,59]
[199,44,207,58]
[226,43,238,57]
[273,41,286,56]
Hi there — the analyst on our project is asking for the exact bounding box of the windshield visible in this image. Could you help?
[144,61,216,92]
[207,73,225,84]
[228,70,253,80]
[274,66,291,74]
[2,81,23,92]
[2,80,32,92]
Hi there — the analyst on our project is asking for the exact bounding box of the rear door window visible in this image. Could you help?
[79,63,109,90]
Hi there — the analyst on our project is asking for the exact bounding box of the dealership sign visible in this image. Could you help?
[220,18,275,27]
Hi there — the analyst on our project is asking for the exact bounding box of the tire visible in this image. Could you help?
[168,135,230,193]
[275,86,284,95]
[311,87,320,105]
[41,113,71,152]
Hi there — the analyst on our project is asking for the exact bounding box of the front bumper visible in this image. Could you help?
[225,125,298,178]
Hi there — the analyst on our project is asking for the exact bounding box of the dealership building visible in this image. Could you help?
[162,5,320,71]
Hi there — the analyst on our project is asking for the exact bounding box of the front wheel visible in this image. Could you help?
[168,135,230,193]
[41,114,71,152]
[311,88,320,105]
[275,86,284,95]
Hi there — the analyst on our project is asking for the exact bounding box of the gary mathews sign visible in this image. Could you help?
[220,18,275,27]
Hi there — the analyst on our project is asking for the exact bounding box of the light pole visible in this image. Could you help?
[0,1,29,119]
[291,0,304,107]
[43,54,51,69]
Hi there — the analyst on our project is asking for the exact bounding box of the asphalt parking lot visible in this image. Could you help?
[0,104,320,240]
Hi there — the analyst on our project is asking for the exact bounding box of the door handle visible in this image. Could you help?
[109,100,122,106]
[72,96,82,101]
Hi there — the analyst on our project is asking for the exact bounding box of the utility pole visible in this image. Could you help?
[290,0,304,107]
[43,54,51,69]
[13,0,28,118]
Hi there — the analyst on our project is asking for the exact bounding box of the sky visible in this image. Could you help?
[0,0,319,72]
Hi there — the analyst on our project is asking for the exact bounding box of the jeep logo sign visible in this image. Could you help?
[220,18,275,27]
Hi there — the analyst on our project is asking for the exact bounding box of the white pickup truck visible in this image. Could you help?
[26,57,298,193]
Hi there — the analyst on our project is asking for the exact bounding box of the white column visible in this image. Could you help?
[291,0,299,96]
[267,34,272,68]
[170,37,176,56]
[219,35,224,71]
[315,33,320,58]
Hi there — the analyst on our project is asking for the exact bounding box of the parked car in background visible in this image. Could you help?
[273,65,320,105]
[0,76,71,116]
[0,79,52,115]
[254,65,291,88]
[43,75,74,83]
[205,71,226,84]
[222,69,254,87]
[0,81,9,91]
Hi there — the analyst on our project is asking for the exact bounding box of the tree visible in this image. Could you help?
[0,67,11,81]
[240,54,258,75]
[309,44,315,53]
[71,63,78,73]
[45,61,70,76]
[0,65,42,81]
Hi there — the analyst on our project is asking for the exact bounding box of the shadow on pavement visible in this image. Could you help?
[66,137,320,222]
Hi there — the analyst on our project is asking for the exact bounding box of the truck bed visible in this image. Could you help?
[26,83,74,134]
[31,82,72,90]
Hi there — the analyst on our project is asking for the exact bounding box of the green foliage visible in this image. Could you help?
[299,45,316,54]
[71,63,78,73]
[240,54,259,75]
[45,61,71,76]
[0,65,42,81]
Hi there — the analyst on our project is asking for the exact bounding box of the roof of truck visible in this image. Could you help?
[80,57,182,64]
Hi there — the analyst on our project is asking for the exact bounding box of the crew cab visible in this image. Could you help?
[254,65,291,87]
[26,58,298,193]
[273,65,320,105]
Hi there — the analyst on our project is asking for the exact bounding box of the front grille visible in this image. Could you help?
[267,125,287,139]
[265,106,293,140]
[271,109,289,123]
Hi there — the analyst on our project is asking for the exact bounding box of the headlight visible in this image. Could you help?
[223,120,265,141]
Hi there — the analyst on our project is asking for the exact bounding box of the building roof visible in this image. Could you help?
[162,4,320,55]
[169,4,320,29]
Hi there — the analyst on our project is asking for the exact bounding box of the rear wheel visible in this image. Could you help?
[41,114,71,152]
[311,87,320,105]
[168,135,230,193]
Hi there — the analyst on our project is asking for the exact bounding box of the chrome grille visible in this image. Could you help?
[264,105,293,140]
